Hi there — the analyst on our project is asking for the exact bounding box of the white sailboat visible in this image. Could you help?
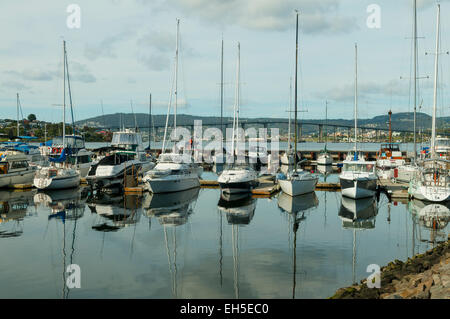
[409,5,450,203]
[317,101,333,165]
[34,41,80,190]
[218,42,258,194]
[278,12,318,197]
[143,19,201,194]
[339,44,377,199]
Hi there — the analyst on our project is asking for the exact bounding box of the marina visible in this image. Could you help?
[1,0,450,302]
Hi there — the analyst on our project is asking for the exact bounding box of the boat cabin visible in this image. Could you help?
[111,130,143,152]
[342,161,376,174]
[377,143,403,160]
[0,152,30,175]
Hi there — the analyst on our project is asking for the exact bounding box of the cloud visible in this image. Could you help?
[84,30,135,61]
[4,69,54,81]
[1,81,31,91]
[165,0,358,34]
[320,79,409,103]
[417,0,450,10]
[136,28,197,71]
[68,61,97,83]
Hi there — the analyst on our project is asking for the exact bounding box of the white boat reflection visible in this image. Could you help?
[34,187,88,221]
[217,193,256,225]
[338,196,378,285]
[408,199,450,244]
[277,192,318,215]
[339,196,378,229]
[89,194,141,230]
[143,187,200,227]
[0,189,36,238]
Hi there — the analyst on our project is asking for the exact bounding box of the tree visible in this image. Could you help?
[27,114,37,122]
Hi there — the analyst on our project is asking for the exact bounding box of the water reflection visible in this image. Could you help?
[339,196,378,285]
[277,192,319,298]
[0,190,36,238]
[34,188,88,221]
[218,193,256,225]
[408,199,450,245]
[143,188,200,226]
[89,193,141,230]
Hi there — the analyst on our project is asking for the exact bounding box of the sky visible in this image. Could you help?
[0,0,449,123]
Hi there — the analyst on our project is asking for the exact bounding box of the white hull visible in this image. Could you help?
[279,176,318,196]
[146,174,200,194]
[0,169,36,188]
[409,184,450,203]
[34,174,80,190]
[317,154,333,165]
[340,178,377,199]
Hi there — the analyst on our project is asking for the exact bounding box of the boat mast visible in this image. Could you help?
[325,100,328,150]
[220,37,224,151]
[294,11,299,169]
[231,43,240,157]
[149,93,152,150]
[288,77,292,151]
[63,40,66,148]
[354,43,358,156]
[174,18,180,138]
[16,93,20,136]
[389,110,392,144]
[431,4,440,158]
[413,0,418,162]
[236,43,240,153]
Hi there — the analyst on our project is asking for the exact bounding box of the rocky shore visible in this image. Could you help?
[330,236,450,299]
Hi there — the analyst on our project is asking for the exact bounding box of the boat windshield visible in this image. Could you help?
[435,139,450,148]
[52,136,85,149]
[343,163,375,173]
[111,132,142,151]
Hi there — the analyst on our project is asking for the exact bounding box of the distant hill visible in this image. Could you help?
[75,112,450,134]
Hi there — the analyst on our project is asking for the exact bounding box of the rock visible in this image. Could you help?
[432,274,442,286]
[412,278,422,287]
[383,294,403,299]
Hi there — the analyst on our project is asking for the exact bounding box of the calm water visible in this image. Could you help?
[0,177,448,299]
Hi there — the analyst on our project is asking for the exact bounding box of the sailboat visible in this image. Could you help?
[217,42,258,194]
[339,44,377,199]
[34,41,81,190]
[317,101,332,165]
[397,0,422,183]
[408,4,450,203]
[143,19,201,194]
[278,12,318,197]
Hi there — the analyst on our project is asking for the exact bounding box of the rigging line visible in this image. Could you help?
[162,55,177,153]
[64,45,76,132]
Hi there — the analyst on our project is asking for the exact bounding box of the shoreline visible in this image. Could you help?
[330,235,450,299]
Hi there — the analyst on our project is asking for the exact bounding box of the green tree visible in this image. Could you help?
[27,114,37,121]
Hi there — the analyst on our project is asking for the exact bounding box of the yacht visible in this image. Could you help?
[376,143,405,170]
[0,141,43,165]
[43,135,94,177]
[339,44,378,199]
[143,153,200,193]
[86,129,155,190]
[435,136,450,159]
[142,20,201,194]
[218,42,258,194]
[0,151,36,188]
[408,5,450,203]
[278,13,319,197]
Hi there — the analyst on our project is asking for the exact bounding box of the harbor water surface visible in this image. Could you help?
[0,174,448,299]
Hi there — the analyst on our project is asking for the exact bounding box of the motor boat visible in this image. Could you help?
[0,151,36,188]
[339,153,378,199]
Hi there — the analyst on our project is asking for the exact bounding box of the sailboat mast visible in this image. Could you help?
[354,43,358,154]
[16,93,19,136]
[236,42,240,150]
[294,11,299,168]
[149,93,152,150]
[431,4,440,158]
[325,100,328,148]
[174,18,180,136]
[288,78,292,150]
[413,0,418,161]
[220,38,224,150]
[63,40,66,148]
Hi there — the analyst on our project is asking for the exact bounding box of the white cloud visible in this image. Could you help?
[165,0,358,33]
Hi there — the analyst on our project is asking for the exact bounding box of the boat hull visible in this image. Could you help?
[146,175,200,194]
[0,169,36,188]
[339,177,377,199]
[34,174,80,190]
[279,177,318,196]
